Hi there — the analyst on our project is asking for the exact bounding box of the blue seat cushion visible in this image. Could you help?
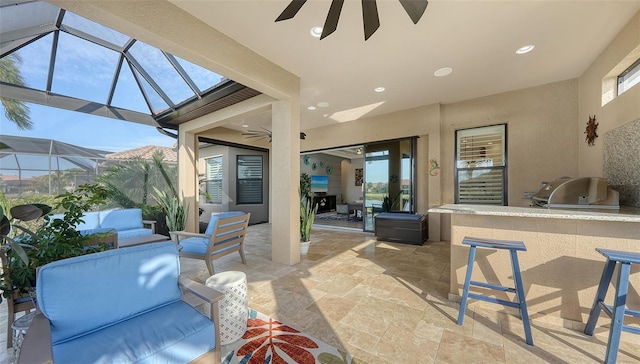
[179,237,240,256]
[117,228,153,240]
[100,208,144,231]
[52,301,215,364]
[51,212,101,231]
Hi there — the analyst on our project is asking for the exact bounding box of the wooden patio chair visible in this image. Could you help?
[173,212,251,275]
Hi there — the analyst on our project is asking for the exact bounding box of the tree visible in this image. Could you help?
[0,52,32,130]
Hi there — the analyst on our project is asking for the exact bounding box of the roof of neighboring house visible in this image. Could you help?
[105,145,177,163]
[0,175,21,181]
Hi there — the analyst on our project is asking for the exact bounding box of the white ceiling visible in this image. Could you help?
[171,0,640,132]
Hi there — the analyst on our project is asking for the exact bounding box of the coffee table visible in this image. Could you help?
[118,234,170,248]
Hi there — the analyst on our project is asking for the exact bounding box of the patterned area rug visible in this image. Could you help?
[222,309,367,364]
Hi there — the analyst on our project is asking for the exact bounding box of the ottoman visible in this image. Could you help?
[205,271,248,344]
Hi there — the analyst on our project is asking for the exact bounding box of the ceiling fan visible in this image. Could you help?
[242,127,307,143]
[276,0,429,40]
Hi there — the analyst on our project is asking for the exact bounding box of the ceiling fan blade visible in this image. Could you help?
[320,0,345,40]
[362,0,380,40]
[399,0,428,24]
[275,0,307,22]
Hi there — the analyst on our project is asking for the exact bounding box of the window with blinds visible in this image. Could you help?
[455,124,507,205]
[237,155,263,204]
[206,156,223,204]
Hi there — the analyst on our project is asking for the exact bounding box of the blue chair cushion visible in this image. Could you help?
[100,208,144,231]
[52,301,215,364]
[204,211,246,236]
[51,211,101,231]
[117,228,153,240]
[179,237,241,256]
[179,237,209,255]
[37,242,182,344]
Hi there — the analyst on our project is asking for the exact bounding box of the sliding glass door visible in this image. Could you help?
[363,138,415,232]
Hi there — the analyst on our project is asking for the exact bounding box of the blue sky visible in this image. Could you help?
[1,7,222,153]
[1,104,175,153]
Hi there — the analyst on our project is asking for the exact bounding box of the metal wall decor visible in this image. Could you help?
[584,115,598,147]
[276,0,429,40]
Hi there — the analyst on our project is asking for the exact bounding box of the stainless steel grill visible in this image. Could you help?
[532,177,619,209]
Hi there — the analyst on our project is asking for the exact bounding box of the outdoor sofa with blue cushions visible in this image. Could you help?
[173,211,251,275]
[18,242,224,364]
[50,208,156,241]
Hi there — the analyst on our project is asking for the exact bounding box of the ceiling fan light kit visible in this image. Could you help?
[276,0,429,40]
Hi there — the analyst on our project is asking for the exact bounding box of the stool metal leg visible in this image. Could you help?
[510,250,533,346]
[604,262,631,364]
[457,246,477,325]
[584,259,616,336]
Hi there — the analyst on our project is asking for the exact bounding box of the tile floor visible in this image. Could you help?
[1,223,639,363]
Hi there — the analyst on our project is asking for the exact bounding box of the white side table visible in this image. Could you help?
[205,271,248,345]
[12,312,36,362]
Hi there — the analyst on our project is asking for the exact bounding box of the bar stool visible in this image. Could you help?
[584,248,640,364]
[457,236,533,346]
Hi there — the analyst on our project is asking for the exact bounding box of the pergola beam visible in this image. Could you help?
[0,82,156,126]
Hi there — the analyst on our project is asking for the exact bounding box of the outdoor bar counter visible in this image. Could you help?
[429,204,640,328]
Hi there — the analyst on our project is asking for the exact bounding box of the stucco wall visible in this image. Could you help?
[300,153,344,200]
[578,11,640,177]
[198,144,270,224]
[340,158,365,203]
[441,79,580,206]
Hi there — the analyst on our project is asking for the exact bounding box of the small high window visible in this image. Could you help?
[618,58,640,95]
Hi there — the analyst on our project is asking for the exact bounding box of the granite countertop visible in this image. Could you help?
[428,204,640,223]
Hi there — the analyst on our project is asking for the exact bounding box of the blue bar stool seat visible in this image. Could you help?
[584,248,640,364]
[457,236,533,346]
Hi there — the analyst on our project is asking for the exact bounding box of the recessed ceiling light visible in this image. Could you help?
[310,26,323,38]
[434,67,453,77]
[317,102,329,108]
[307,106,317,110]
[374,87,385,92]
[242,124,249,128]
[516,45,535,54]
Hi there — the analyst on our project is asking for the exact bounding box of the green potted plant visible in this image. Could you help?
[153,187,189,242]
[299,173,317,255]
[300,196,318,255]
[382,191,403,212]
[0,184,113,304]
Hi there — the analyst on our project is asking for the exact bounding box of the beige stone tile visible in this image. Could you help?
[373,321,440,363]
[331,262,365,275]
[0,223,625,364]
[339,310,388,338]
[354,295,423,331]
[435,329,506,363]
[315,273,364,296]
[307,294,359,322]
[471,311,505,347]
